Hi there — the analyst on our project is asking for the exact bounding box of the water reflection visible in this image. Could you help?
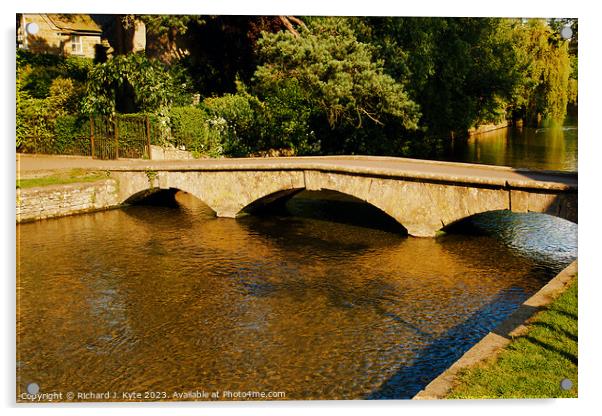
[16,191,576,400]
[444,122,578,172]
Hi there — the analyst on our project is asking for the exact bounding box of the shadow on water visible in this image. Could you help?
[368,283,578,399]
[126,188,182,207]
[366,283,535,399]
[250,189,408,235]
[120,189,215,230]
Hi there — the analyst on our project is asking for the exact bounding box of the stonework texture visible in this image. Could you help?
[20,14,101,58]
[149,145,195,161]
[16,179,118,223]
[15,158,577,235]
[111,168,577,237]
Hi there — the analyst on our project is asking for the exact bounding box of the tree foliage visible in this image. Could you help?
[510,19,572,124]
[253,17,420,154]
[16,50,92,98]
[357,17,575,133]
[83,53,176,115]
[17,51,89,151]
[139,15,205,37]
[17,15,577,156]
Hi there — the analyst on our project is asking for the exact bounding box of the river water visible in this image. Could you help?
[443,120,578,172]
[16,124,577,401]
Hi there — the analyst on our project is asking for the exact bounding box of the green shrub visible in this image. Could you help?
[16,50,89,150]
[168,63,196,107]
[16,66,29,149]
[168,106,224,157]
[17,97,53,152]
[17,77,86,152]
[202,91,256,155]
[200,85,317,156]
[17,49,63,68]
[60,56,94,82]
[17,49,92,99]
[47,77,84,114]
[19,65,61,98]
[53,115,90,154]
[252,79,316,155]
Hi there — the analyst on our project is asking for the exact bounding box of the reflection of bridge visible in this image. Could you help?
[105,156,577,237]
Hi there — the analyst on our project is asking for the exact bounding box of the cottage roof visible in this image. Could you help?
[45,14,102,34]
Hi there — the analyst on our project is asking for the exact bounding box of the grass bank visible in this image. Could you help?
[447,276,578,399]
[16,169,108,189]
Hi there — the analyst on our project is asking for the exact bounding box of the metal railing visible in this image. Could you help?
[90,115,152,160]
[19,113,155,160]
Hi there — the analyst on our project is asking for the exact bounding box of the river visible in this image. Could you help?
[443,119,578,172]
[16,123,577,400]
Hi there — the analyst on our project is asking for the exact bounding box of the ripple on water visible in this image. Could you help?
[16,192,576,399]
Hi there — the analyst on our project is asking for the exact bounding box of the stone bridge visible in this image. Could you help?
[103,156,577,237]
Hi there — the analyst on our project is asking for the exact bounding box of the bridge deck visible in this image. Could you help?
[17,154,577,191]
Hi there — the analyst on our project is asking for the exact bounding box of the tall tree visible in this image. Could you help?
[253,17,420,154]
[355,17,526,136]
[510,19,572,125]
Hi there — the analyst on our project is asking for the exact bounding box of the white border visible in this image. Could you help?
[3,1,600,416]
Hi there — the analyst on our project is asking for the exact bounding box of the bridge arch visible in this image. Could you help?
[239,188,304,215]
[112,170,221,213]
[109,167,577,238]
[441,208,577,234]
[122,187,217,213]
[239,187,409,233]
[123,187,170,204]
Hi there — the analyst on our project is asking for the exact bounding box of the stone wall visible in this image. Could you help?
[16,179,119,223]
[150,145,195,160]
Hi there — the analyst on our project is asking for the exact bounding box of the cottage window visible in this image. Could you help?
[70,35,82,54]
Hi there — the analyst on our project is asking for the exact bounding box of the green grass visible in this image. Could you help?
[448,277,578,399]
[16,169,108,189]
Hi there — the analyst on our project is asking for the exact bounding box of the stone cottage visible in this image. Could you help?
[17,14,102,58]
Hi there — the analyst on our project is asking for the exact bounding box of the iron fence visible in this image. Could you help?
[19,113,155,160]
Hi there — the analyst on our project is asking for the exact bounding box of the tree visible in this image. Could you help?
[253,17,420,154]
[140,15,206,63]
[82,53,176,115]
[510,19,572,125]
[356,17,527,136]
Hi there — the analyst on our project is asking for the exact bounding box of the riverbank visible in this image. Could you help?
[414,261,578,399]
[17,168,107,189]
[448,275,577,398]
[467,121,510,136]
